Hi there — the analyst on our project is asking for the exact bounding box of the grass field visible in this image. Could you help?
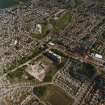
[50,11,72,33]
[7,65,36,83]
[33,85,74,105]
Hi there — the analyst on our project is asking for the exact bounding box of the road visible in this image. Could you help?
[49,43,105,68]
[0,81,53,98]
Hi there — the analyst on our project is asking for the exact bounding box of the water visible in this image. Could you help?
[0,0,17,9]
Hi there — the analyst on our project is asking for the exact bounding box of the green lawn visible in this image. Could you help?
[50,11,72,33]
[7,65,35,83]
[31,11,72,39]
[33,85,74,105]
[33,86,47,97]
[74,0,82,8]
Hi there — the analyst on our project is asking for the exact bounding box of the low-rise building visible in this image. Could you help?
[26,62,46,82]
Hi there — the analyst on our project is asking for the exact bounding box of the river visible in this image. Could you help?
[0,0,17,8]
[0,0,27,9]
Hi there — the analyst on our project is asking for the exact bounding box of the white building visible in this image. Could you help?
[95,54,102,59]
[91,53,103,59]
[35,24,42,34]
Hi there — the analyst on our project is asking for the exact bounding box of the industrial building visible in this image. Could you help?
[44,50,61,64]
